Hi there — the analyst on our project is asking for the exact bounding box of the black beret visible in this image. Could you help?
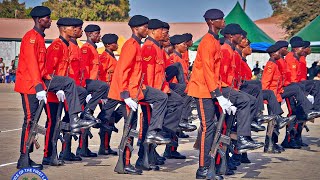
[289,36,303,44]
[266,44,281,53]
[128,15,149,27]
[57,18,82,26]
[291,40,305,48]
[170,35,186,45]
[102,34,119,44]
[223,23,243,35]
[183,33,193,41]
[275,40,289,49]
[241,30,247,38]
[203,9,224,20]
[30,6,51,18]
[163,22,170,29]
[73,18,84,26]
[148,19,164,29]
[303,41,311,48]
[84,24,101,32]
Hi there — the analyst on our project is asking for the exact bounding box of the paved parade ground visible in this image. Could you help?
[0,84,319,180]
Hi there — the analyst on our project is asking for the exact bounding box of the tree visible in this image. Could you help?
[269,0,320,37]
[42,0,130,21]
[0,0,28,18]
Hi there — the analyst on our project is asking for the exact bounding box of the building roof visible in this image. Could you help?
[0,16,285,42]
[254,16,286,41]
[0,18,208,42]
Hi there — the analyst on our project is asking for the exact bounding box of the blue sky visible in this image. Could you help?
[17,0,273,22]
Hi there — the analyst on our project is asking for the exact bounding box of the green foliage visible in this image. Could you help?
[0,0,130,22]
[42,0,130,21]
[269,0,320,36]
[0,0,28,18]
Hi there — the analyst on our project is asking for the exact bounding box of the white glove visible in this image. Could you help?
[216,96,232,114]
[307,94,314,104]
[56,90,65,102]
[36,90,47,103]
[281,99,286,105]
[150,104,153,109]
[124,98,138,111]
[101,99,108,105]
[86,94,92,103]
[229,106,237,115]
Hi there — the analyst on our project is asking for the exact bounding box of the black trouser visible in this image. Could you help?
[169,83,192,123]
[98,103,125,149]
[44,76,82,117]
[262,90,283,115]
[282,84,313,117]
[162,90,184,133]
[43,102,60,158]
[221,87,254,136]
[194,98,218,167]
[301,80,320,111]
[20,94,38,154]
[85,79,109,111]
[165,62,186,84]
[20,76,81,154]
[102,86,168,165]
[240,80,264,112]
[61,86,88,130]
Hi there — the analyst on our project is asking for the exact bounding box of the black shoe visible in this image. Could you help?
[287,139,301,149]
[29,159,44,169]
[81,108,100,122]
[154,149,166,161]
[145,131,171,144]
[177,131,190,138]
[251,121,266,132]
[124,164,143,175]
[196,167,223,179]
[70,116,97,133]
[306,111,320,120]
[227,161,238,170]
[167,151,186,159]
[59,151,82,161]
[240,153,251,164]
[274,144,285,152]
[224,168,235,175]
[256,114,276,124]
[77,147,98,157]
[85,149,98,157]
[42,156,64,166]
[237,136,264,153]
[17,154,43,170]
[99,148,118,156]
[135,158,160,171]
[178,122,197,132]
[276,115,296,129]
[196,167,209,179]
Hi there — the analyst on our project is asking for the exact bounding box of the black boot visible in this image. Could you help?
[251,121,266,132]
[196,166,223,179]
[77,129,98,157]
[274,143,285,152]
[124,164,143,175]
[70,116,97,133]
[237,136,264,153]
[17,153,43,170]
[145,130,171,144]
[240,153,251,163]
[256,113,276,124]
[81,108,100,122]
[59,133,82,161]
[276,115,296,129]
[264,136,280,153]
